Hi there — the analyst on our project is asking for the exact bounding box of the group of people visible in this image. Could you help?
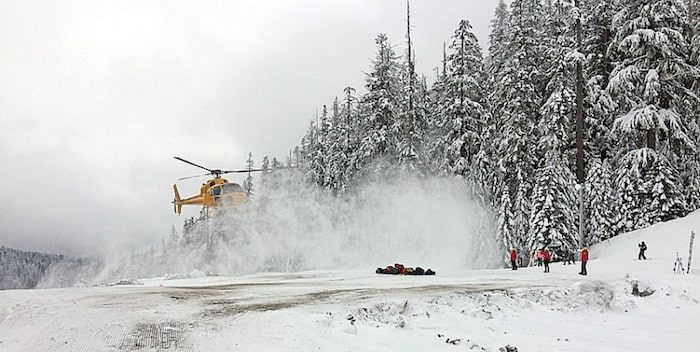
[509,247,589,275]
[376,263,436,275]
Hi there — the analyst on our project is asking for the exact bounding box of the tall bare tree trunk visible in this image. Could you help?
[575,0,585,184]
[647,130,657,150]
[575,0,586,247]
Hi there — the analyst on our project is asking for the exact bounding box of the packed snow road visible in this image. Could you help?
[3,265,698,352]
[4,202,700,352]
[0,269,596,351]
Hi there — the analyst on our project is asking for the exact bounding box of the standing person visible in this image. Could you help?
[579,247,589,275]
[562,247,571,265]
[638,241,648,260]
[537,248,543,266]
[510,248,518,270]
[543,248,551,273]
[569,249,576,265]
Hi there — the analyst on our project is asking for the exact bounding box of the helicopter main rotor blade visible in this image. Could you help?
[178,173,211,180]
[220,168,269,174]
[174,157,213,173]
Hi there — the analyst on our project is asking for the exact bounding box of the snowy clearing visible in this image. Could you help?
[1,212,700,351]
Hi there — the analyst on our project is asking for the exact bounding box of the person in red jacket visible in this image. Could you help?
[543,248,551,273]
[510,249,518,270]
[579,247,589,275]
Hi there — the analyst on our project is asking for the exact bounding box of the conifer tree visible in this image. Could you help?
[481,0,511,207]
[539,0,578,170]
[394,1,423,172]
[614,148,686,233]
[491,0,547,247]
[498,189,516,257]
[585,157,615,244]
[682,0,700,212]
[440,20,489,180]
[608,0,694,227]
[527,162,578,252]
[357,34,402,176]
[341,86,363,182]
[325,98,352,194]
[243,152,255,196]
[579,0,621,160]
[300,118,323,184]
[608,0,695,153]
[486,0,511,89]
[425,50,451,174]
[512,170,531,256]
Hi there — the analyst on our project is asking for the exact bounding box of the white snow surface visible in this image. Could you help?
[2,212,700,351]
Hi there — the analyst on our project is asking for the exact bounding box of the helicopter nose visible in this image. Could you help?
[231,193,248,205]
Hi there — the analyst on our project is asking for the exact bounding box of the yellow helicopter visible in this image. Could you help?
[172,156,266,216]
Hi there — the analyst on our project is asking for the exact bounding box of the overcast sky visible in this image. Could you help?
[0,0,503,255]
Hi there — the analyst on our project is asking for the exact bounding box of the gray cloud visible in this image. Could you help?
[0,0,502,255]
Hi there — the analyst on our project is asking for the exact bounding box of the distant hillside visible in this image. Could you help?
[0,245,66,289]
[0,246,104,290]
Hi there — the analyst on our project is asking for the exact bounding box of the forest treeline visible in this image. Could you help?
[5,1,700,289]
[292,0,700,260]
[0,246,81,289]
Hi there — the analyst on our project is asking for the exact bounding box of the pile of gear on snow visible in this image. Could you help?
[375,263,435,275]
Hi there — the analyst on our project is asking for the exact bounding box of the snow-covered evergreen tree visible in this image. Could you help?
[691,0,700,65]
[681,0,700,212]
[607,0,695,228]
[394,4,424,172]
[512,170,531,257]
[324,98,352,194]
[300,115,327,186]
[498,189,516,256]
[582,0,620,84]
[243,152,255,196]
[357,34,403,177]
[614,148,686,233]
[424,49,451,174]
[440,19,489,181]
[608,0,695,151]
[539,0,578,170]
[527,160,578,254]
[341,86,363,184]
[480,0,511,208]
[485,0,511,96]
[490,0,547,248]
[579,0,621,160]
[585,157,616,244]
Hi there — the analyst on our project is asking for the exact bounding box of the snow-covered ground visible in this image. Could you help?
[1,213,699,352]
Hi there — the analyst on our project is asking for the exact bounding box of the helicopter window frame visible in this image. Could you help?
[210,185,223,198]
[221,183,244,194]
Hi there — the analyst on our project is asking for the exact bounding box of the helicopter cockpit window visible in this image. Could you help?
[222,183,244,194]
[210,185,222,198]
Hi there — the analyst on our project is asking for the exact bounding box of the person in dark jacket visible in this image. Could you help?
[568,249,576,264]
[510,249,518,270]
[638,241,647,260]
